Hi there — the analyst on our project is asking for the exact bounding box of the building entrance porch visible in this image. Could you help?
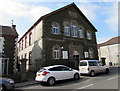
[0,58,9,76]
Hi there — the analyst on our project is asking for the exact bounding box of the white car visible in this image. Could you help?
[35,65,80,85]
[79,60,109,77]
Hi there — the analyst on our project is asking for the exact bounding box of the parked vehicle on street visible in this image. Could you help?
[79,60,110,77]
[35,65,80,86]
[0,77,15,91]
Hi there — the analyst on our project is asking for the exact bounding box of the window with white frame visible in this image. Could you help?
[71,23,77,37]
[53,49,60,59]
[29,33,32,46]
[29,52,32,65]
[64,25,70,36]
[87,30,92,40]
[84,52,89,58]
[25,37,27,48]
[19,42,21,51]
[52,23,59,34]
[89,48,94,58]
[22,40,23,50]
[79,27,84,38]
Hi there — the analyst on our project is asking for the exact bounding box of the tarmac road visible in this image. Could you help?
[15,67,120,91]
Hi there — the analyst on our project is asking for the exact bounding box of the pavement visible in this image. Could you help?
[15,71,38,88]
[15,66,120,88]
[15,81,38,88]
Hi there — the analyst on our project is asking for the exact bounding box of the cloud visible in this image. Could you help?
[97,37,111,44]
[0,0,51,25]
[0,0,51,38]
[104,3,118,31]
[28,6,51,22]
[77,2,99,21]
[8,0,119,2]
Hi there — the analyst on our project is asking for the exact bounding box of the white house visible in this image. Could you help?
[98,36,120,65]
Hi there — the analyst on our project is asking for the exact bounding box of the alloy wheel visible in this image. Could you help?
[48,77,55,86]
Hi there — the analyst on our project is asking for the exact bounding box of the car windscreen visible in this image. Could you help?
[80,61,87,66]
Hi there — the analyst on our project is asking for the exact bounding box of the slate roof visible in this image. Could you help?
[98,36,120,48]
[18,2,98,42]
[0,25,18,37]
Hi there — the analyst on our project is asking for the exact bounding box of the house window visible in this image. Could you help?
[22,40,23,50]
[87,30,92,40]
[29,52,32,65]
[79,27,84,38]
[89,48,94,58]
[52,23,59,34]
[29,33,32,46]
[71,23,77,37]
[53,49,60,59]
[19,42,21,51]
[84,52,89,58]
[25,53,27,59]
[21,55,23,59]
[25,37,27,48]
[64,25,70,36]
[52,45,61,59]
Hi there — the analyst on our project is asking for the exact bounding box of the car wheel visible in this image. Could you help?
[1,85,7,91]
[74,73,80,80]
[106,69,109,74]
[90,71,95,77]
[47,77,55,86]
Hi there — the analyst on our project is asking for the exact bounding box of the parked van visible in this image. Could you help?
[79,60,109,76]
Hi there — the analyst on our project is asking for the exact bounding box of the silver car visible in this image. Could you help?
[0,77,15,91]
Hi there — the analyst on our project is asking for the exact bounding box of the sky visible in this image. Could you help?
[0,0,119,44]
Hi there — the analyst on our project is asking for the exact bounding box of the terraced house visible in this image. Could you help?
[0,25,18,76]
[18,3,98,71]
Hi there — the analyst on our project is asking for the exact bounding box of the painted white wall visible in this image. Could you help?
[99,44,119,65]
[0,37,4,53]
[18,20,43,70]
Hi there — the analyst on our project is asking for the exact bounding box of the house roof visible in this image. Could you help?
[0,25,18,37]
[18,2,98,43]
[98,36,120,48]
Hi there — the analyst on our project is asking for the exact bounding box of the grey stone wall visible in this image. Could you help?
[3,36,17,74]
[41,5,98,70]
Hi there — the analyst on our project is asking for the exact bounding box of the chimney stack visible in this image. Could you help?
[11,20,16,29]
[12,25,16,29]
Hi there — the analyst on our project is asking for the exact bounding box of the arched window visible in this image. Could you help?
[64,24,70,36]
[71,23,77,37]
[87,30,92,40]
[52,23,60,34]
[79,27,84,38]
[89,48,94,58]
[52,45,61,59]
